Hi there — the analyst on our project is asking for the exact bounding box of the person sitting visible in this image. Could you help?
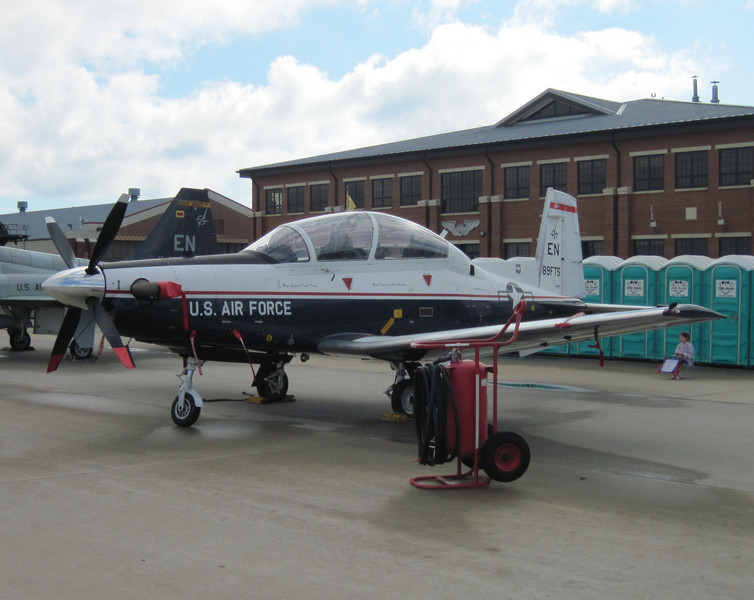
[672,332,694,380]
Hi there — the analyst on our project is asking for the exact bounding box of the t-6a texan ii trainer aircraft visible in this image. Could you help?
[42,189,722,427]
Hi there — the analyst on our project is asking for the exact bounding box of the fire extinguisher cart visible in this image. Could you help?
[409,300,531,489]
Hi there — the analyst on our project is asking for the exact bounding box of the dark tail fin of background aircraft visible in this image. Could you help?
[129,188,220,259]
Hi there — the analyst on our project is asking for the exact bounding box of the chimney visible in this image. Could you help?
[17,201,27,213]
[691,76,700,102]
[711,81,720,104]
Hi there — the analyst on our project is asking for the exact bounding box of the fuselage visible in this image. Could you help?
[43,211,586,362]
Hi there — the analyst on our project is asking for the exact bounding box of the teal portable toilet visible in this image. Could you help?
[575,256,623,357]
[702,255,754,366]
[613,256,668,360]
[659,255,713,361]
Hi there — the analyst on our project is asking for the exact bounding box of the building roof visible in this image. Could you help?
[0,197,170,241]
[238,88,754,177]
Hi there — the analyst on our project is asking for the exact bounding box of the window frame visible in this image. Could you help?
[539,162,567,197]
[577,159,606,196]
[440,170,482,213]
[504,165,530,199]
[633,154,665,192]
[675,150,708,189]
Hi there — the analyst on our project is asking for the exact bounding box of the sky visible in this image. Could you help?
[2,0,753,214]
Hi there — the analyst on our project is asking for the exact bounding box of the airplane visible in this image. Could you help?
[0,188,219,356]
[40,187,723,431]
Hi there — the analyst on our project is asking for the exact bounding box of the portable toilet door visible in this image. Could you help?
[613,256,668,360]
[575,256,623,357]
[702,255,754,366]
[659,256,713,361]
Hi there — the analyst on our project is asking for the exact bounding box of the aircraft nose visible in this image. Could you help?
[42,267,105,310]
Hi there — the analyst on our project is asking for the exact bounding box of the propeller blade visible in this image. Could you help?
[86,298,135,369]
[45,217,77,269]
[87,193,130,274]
[47,307,82,372]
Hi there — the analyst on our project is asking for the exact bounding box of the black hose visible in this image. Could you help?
[412,363,460,466]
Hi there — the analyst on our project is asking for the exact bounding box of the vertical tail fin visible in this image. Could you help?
[129,188,220,259]
[534,188,585,298]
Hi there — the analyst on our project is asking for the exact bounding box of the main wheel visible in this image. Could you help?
[9,329,31,351]
[256,367,289,401]
[171,393,201,427]
[480,431,530,482]
[390,379,415,416]
[69,341,93,360]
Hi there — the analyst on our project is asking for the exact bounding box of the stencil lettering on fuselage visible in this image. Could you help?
[188,299,293,317]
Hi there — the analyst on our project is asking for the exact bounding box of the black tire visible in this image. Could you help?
[171,394,201,427]
[256,367,289,401]
[390,379,415,416]
[69,341,93,360]
[9,329,31,351]
[480,431,530,482]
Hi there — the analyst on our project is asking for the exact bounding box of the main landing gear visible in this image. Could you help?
[387,361,420,417]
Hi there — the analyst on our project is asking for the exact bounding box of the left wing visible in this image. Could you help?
[316,304,723,360]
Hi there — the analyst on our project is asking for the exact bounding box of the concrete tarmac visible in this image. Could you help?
[1,337,753,599]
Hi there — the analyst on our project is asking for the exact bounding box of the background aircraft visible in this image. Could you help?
[0,188,219,355]
[41,188,722,428]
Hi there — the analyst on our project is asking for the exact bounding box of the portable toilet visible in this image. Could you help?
[574,255,623,357]
[612,256,668,360]
[701,255,754,366]
[659,255,713,361]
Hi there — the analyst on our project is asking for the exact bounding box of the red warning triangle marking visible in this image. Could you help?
[343,277,353,290]
[423,274,432,287]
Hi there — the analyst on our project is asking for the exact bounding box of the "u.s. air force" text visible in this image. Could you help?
[189,300,292,317]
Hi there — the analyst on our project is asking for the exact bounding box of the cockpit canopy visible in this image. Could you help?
[245,212,451,264]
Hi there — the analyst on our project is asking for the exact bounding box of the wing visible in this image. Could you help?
[316,304,723,360]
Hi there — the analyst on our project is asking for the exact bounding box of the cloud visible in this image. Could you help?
[0,1,706,212]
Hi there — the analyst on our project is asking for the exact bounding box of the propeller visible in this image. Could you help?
[44,193,135,372]
[45,217,76,269]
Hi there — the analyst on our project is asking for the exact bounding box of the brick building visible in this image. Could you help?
[238,87,754,259]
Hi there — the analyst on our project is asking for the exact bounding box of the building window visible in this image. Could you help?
[633,155,664,192]
[265,188,282,215]
[581,240,604,258]
[675,151,707,189]
[633,239,664,256]
[287,186,304,214]
[441,170,482,213]
[372,178,393,208]
[345,180,364,209]
[719,237,750,256]
[454,243,479,259]
[400,175,421,206]
[311,183,328,212]
[719,147,753,187]
[504,242,530,258]
[675,238,708,256]
[539,162,567,197]
[577,159,606,195]
[504,166,529,199]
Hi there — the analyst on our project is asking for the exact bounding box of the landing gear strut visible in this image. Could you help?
[171,356,204,427]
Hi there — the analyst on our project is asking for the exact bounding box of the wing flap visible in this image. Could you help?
[316,304,723,360]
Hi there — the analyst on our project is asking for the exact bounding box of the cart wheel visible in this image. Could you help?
[390,379,415,416]
[480,431,530,482]
[171,394,201,427]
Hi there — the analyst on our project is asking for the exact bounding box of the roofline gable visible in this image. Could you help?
[495,88,622,127]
